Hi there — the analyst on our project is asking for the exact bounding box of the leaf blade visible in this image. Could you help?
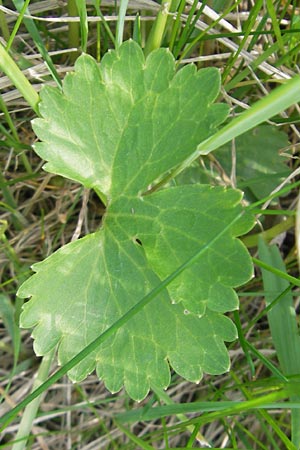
[19,40,254,401]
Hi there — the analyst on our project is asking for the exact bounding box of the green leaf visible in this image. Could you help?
[215,125,290,200]
[18,40,254,401]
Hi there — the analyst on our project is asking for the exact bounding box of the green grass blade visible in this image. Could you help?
[249,180,300,209]
[169,0,186,52]
[253,257,300,288]
[0,43,39,113]
[230,371,290,450]
[245,341,288,383]
[75,0,88,52]
[67,0,80,62]
[222,0,263,81]
[92,0,116,52]
[224,33,290,91]
[258,243,300,375]
[258,238,300,448]
[133,13,141,46]
[177,0,243,64]
[116,0,129,48]
[233,310,255,377]
[266,0,284,53]
[144,1,171,56]
[173,0,203,58]
[0,0,11,42]
[161,76,300,184]
[5,0,30,51]
[242,216,295,249]
[151,383,210,447]
[116,391,291,423]
[197,76,300,156]
[12,0,62,87]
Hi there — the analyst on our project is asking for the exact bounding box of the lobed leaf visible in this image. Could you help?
[18,40,254,400]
